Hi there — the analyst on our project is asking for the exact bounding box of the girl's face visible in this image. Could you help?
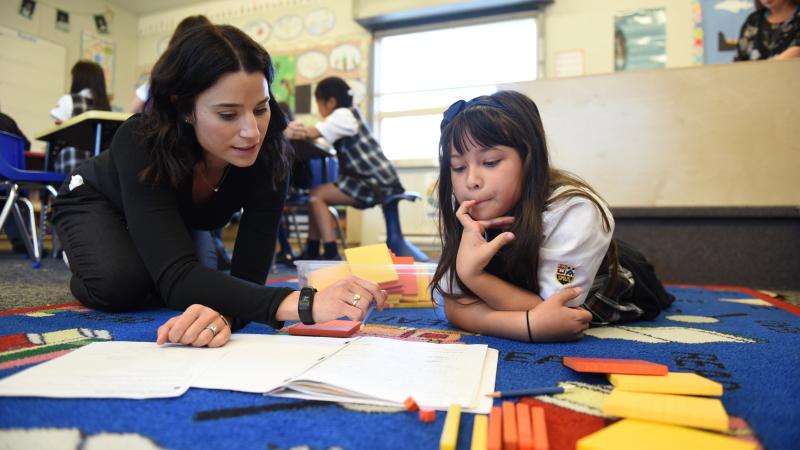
[315,97,337,118]
[192,70,270,169]
[449,138,524,220]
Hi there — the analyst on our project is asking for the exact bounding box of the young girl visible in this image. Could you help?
[50,60,111,174]
[284,77,404,260]
[52,25,385,348]
[432,90,673,342]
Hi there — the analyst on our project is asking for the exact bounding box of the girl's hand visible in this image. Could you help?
[528,288,592,342]
[455,199,515,281]
[313,275,388,323]
[284,121,307,140]
[156,304,232,348]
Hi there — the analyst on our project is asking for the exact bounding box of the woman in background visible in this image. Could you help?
[735,0,800,61]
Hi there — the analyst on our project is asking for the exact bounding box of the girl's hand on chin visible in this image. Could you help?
[455,200,515,281]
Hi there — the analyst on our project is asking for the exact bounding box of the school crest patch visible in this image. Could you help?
[556,263,576,285]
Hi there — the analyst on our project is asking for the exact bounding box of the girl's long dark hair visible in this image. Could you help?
[140,24,289,188]
[70,61,111,111]
[432,90,614,302]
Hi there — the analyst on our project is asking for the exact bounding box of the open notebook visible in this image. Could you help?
[0,334,497,414]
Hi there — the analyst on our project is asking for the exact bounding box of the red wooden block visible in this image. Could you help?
[404,396,419,412]
[502,401,519,450]
[516,403,533,450]
[531,406,549,450]
[562,356,668,375]
[419,407,436,423]
[488,406,503,450]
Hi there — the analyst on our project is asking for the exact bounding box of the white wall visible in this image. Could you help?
[0,0,139,150]
[136,0,369,73]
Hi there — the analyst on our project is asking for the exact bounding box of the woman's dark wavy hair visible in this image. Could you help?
[140,24,289,188]
[431,90,616,302]
[314,76,353,108]
[70,61,111,111]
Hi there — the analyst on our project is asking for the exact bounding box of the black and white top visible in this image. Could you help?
[314,107,404,208]
[735,6,800,61]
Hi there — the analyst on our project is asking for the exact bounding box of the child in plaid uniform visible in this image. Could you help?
[285,77,404,260]
[49,60,111,174]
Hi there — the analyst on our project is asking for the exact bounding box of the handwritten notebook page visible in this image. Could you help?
[0,341,222,399]
[274,336,493,412]
[191,334,348,393]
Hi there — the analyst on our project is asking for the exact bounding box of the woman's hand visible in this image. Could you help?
[156,304,232,348]
[528,288,592,342]
[455,199,515,282]
[313,275,388,323]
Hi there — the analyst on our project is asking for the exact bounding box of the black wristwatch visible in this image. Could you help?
[298,287,317,325]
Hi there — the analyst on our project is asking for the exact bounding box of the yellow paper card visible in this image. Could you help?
[609,372,723,397]
[415,264,432,301]
[602,389,729,432]
[307,263,351,291]
[344,244,399,284]
[577,419,755,450]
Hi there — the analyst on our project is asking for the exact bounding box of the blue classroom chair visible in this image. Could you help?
[0,131,65,268]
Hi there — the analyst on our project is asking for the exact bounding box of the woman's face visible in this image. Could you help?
[192,70,270,168]
[761,0,790,10]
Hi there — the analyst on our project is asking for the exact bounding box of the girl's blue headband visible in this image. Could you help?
[440,96,506,131]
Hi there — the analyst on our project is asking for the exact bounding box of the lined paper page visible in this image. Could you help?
[284,337,489,411]
[0,341,222,399]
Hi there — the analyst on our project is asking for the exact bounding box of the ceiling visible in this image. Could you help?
[105,0,203,16]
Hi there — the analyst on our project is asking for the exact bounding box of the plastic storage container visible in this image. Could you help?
[294,260,438,308]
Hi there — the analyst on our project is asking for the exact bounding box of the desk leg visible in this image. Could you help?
[95,123,102,156]
[44,142,51,172]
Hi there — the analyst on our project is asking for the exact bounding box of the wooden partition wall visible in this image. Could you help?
[502,58,800,207]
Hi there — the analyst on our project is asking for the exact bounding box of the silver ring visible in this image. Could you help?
[351,293,361,307]
[205,322,219,337]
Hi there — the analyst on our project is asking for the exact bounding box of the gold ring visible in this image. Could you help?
[351,293,361,307]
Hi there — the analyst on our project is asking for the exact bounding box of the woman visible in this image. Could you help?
[52,24,385,348]
[735,0,800,61]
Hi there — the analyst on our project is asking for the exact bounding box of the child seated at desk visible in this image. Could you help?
[284,77,404,261]
[49,60,111,174]
[431,91,673,342]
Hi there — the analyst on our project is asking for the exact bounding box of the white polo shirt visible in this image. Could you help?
[439,186,614,307]
[537,186,614,306]
[50,88,92,123]
[314,107,358,144]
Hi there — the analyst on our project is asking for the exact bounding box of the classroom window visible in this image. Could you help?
[372,14,540,161]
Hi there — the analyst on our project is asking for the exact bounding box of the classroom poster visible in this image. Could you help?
[697,0,754,64]
[80,30,115,90]
[272,54,297,112]
[614,8,667,71]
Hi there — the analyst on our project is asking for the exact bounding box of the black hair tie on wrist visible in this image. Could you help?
[526,310,534,342]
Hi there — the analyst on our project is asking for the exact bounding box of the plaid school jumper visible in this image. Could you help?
[332,108,404,209]
[54,94,94,175]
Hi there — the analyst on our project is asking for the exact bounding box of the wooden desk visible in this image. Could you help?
[34,111,131,169]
